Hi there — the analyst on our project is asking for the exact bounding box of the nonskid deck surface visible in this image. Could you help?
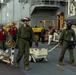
[21,42,76,75]
[0,42,76,75]
[0,60,26,75]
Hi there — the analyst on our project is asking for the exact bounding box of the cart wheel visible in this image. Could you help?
[29,55,31,61]
[39,58,44,61]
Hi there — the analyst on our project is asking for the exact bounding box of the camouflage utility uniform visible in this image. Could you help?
[59,22,76,66]
[16,24,38,69]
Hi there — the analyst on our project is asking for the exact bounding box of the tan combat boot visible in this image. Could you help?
[70,63,76,67]
[24,66,30,71]
[58,61,64,65]
[16,63,19,68]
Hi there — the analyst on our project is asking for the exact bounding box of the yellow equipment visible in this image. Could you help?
[32,27,43,41]
[32,20,56,41]
[57,12,64,30]
[40,20,55,28]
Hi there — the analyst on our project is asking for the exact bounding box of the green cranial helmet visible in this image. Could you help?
[66,21,73,29]
[66,21,72,26]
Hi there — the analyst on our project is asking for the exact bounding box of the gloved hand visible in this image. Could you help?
[35,42,38,47]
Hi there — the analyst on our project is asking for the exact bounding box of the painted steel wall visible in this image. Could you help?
[31,5,65,28]
[0,0,66,27]
[0,0,30,24]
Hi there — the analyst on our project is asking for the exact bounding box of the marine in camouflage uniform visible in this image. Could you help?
[59,21,76,66]
[16,17,38,70]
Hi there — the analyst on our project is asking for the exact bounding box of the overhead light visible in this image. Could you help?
[1,0,4,3]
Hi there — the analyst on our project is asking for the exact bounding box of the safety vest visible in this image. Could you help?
[13,27,17,35]
[9,26,17,35]
[0,28,6,41]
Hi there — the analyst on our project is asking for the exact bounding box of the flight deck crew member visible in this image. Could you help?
[0,25,8,51]
[48,26,55,45]
[8,23,17,47]
[58,21,76,66]
[41,26,46,43]
[12,23,17,42]
[16,17,38,70]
